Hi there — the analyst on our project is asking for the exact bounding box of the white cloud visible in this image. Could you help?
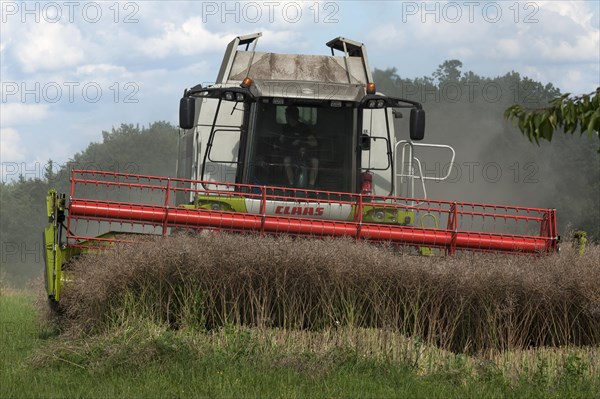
[366,24,406,49]
[537,1,596,28]
[553,67,599,94]
[15,22,85,73]
[0,127,25,162]
[534,31,600,62]
[140,19,302,58]
[171,62,211,79]
[76,64,131,77]
[521,66,546,83]
[450,47,474,59]
[562,70,584,91]
[254,29,302,52]
[141,18,232,57]
[1,103,50,126]
[496,39,521,58]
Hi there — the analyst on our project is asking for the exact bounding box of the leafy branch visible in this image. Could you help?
[505,88,600,151]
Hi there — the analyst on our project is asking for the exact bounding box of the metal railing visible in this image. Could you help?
[65,169,558,255]
[394,140,456,201]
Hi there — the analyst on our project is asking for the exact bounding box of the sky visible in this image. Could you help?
[1,0,599,181]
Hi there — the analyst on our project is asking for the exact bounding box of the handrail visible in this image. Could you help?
[394,141,456,199]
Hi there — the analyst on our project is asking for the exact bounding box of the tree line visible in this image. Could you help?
[374,60,598,243]
[0,122,178,285]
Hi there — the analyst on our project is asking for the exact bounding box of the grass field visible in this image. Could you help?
[2,234,599,398]
[1,290,599,398]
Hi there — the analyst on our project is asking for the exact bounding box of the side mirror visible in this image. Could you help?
[360,133,371,150]
[409,108,425,141]
[179,97,195,130]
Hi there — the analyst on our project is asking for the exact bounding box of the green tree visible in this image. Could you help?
[69,121,178,177]
[1,122,179,286]
[504,88,600,151]
[373,62,598,241]
[433,60,463,84]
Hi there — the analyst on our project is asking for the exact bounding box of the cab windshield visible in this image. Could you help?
[246,102,357,193]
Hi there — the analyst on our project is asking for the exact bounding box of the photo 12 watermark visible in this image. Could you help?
[415,161,540,184]
[399,1,539,24]
[392,80,551,105]
[1,81,140,104]
[1,1,140,24]
[1,242,43,265]
[200,1,339,23]
[1,161,141,183]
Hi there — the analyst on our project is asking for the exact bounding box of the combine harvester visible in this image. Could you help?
[44,33,558,302]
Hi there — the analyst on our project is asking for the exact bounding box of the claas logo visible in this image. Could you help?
[275,206,324,216]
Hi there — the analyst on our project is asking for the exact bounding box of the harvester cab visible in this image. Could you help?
[43,33,558,303]
[177,33,432,200]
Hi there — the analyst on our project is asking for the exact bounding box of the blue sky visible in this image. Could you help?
[1,1,599,180]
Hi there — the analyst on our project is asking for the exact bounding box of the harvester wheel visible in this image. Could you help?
[47,296,61,315]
